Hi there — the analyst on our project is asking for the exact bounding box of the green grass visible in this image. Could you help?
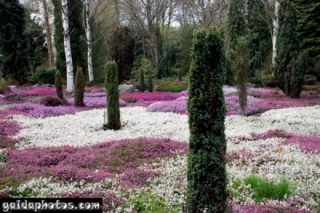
[156,81,188,92]
[244,175,291,202]
[129,191,180,213]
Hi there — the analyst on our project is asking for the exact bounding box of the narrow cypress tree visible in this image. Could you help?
[74,67,85,106]
[52,0,86,79]
[55,70,64,100]
[104,61,120,130]
[246,0,272,77]
[187,28,227,212]
[275,0,306,98]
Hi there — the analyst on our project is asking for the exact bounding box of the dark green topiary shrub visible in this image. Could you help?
[156,81,188,92]
[39,96,63,107]
[104,61,121,130]
[140,70,145,92]
[55,70,64,100]
[74,67,85,106]
[187,28,227,212]
[29,67,56,85]
[274,0,307,98]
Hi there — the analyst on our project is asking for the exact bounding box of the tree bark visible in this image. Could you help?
[62,0,74,93]
[272,0,280,65]
[42,0,55,67]
[85,0,94,82]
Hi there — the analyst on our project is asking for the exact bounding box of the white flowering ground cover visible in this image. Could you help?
[0,84,320,213]
[0,87,320,212]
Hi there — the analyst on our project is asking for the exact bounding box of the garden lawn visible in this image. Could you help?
[0,85,319,212]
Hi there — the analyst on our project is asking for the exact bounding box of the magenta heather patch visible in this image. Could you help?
[225,149,255,164]
[251,129,294,140]
[225,95,262,116]
[283,135,320,154]
[121,92,183,102]
[147,100,187,114]
[250,129,320,154]
[118,169,159,188]
[8,102,76,117]
[11,87,58,97]
[2,138,187,185]
[66,97,126,107]
[0,120,20,136]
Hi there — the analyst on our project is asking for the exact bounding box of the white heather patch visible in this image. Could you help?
[12,107,189,149]
[260,105,320,136]
[12,106,320,149]
[227,137,283,153]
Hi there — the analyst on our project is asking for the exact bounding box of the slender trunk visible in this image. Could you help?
[114,0,120,25]
[272,0,279,65]
[43,0,55,67]
[149,25,159,75]
[85,0,94,82]
[62,0,74,93]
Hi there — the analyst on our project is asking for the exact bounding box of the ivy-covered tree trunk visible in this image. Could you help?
[104,61,121,130]
[187,28,227,213]
[140,71,145,92]
[74,67,85,106]
[275,0,306,98]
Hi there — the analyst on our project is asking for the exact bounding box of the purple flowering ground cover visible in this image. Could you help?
[0,138,187,205]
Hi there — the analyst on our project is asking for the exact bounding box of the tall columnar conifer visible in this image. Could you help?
[104,61,120,130]
[187,28,227,212]
[74,67,85,106]
[0,0,29,84]
[275,0,306,98]
[292,0,320,77]
[55,70,64,100]
[246,0,272,77]
[52,0,86,79]
[226,0,246,85]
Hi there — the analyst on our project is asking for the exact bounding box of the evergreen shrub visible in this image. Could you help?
[187,27,227,212]
[29,67,56,85]
[156,81,188,92]
[104,61,121,130]
[274,0,307,98]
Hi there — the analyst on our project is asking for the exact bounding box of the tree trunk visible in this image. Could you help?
[114,0,120,25]
[272,0,280,65]
[62,0,74,93]
[85,0,94,82]
[42,0,55,67]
